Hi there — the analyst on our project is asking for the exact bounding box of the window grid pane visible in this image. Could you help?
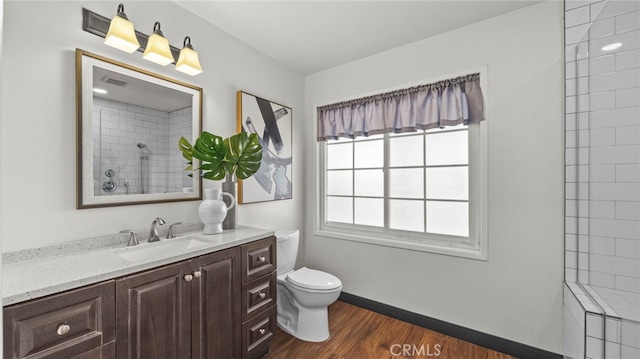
[326,196,353,224]
[425,130,468,166]
[326,142,353,169]
[426,201,469,237]
[354,169,384,197]
[327,169,353,196]
[354,139,384,168]
[388,168,424,199]
[389,199,424,232]
[425,166,469,200]
[323,127,469,238]
[389,135,423,167]
[355,198,384,227]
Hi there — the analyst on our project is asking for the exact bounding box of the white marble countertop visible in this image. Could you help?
[2,225,274,306]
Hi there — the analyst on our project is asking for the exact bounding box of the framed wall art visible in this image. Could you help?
[237,91,293,204]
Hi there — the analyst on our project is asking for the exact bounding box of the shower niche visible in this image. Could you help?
[77,49,203,208]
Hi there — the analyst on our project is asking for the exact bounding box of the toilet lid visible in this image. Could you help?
[286,267,342,291]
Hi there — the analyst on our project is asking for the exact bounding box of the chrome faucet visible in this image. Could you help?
[166,222,182,239]
[148,217,166,242]
[119,230,139,246]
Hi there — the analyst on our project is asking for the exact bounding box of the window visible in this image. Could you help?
[318,123,486,260]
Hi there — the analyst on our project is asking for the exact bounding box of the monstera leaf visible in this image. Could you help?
[178,137,194,171]
[179,131,262,181]
[193,132,227,180]
[223,132,263,180]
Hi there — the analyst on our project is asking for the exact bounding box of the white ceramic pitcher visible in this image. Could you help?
[199,189,236,234]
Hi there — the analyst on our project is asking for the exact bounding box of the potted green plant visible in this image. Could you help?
[179,131,262,180]
[179,131,262,229]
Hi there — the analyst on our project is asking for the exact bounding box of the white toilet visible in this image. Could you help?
[275,229,342,342]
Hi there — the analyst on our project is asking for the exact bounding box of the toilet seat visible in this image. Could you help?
[285,267,342,291]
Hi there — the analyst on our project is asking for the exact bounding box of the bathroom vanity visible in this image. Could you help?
[2,226,276,359]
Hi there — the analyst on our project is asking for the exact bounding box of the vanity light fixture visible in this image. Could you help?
[83,8,203,75]
[103,4,140,53]
[142,21,175,66]
[175,36,203,76]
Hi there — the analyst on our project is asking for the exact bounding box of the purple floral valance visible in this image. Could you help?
[317,73,484,141]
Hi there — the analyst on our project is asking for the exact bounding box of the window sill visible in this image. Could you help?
[314,226,487,261]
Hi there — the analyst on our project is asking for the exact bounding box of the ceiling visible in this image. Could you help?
[93,66,192,112]
[174,0,542,75]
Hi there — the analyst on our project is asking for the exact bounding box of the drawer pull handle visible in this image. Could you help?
[259,328,266,335]
[193,271,201,278]
[184,274,193,282]
[56,324,71,336]
[259,292,266,299]
[258,256,266,262]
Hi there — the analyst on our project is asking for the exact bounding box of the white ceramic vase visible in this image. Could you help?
[199,189,236,234]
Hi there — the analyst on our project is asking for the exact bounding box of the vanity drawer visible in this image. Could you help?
[242,236,276,283]
[242,272,277,321]
[3,281,115,359]
[242,306,276,359]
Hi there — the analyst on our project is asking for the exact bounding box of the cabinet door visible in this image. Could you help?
[116,261,192,359]
[191,247,241,359]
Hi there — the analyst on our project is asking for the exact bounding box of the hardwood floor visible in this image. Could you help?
[266,301,515,359]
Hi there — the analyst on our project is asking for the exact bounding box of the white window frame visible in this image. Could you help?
[313,67,488,260]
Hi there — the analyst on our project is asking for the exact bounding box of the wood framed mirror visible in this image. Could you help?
[76,49,202,208]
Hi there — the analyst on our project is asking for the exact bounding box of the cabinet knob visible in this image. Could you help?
[184,274,193,282]
[193,271,201,278]
[259,328,266,335]
[259,292,266,299]
[56,324,71,336]
[258,256,266,262]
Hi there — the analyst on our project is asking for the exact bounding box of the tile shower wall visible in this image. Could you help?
[565,0,640,358]
[565,0,608,287]
[92,97,192,196]
[579,1,640,301]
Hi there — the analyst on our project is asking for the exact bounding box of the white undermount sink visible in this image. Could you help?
[114,236,210,262]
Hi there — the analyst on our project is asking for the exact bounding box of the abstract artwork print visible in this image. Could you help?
[237,91,293,204]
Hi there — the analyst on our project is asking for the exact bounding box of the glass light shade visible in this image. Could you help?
[143,33,174,66]
[176,47,203,76]
[104,15,140,53]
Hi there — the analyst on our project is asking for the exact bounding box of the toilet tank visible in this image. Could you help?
[275,229,299,274]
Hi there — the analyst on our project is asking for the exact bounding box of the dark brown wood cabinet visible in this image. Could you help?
[241,236,277,359]
[4,235,276,359]
[116,247,242,359]
[3,281,115,359]
[115,260,192,359]
[191,248,242,359]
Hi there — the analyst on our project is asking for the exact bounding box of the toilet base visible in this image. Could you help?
[278,305,330,342]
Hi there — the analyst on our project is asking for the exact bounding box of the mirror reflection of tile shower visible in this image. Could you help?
[92,97,192,196]
[137,143,149,194]
[77,50,202,208]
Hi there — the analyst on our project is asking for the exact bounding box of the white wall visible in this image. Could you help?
[1,1,305,252]
[304,1,564,353]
